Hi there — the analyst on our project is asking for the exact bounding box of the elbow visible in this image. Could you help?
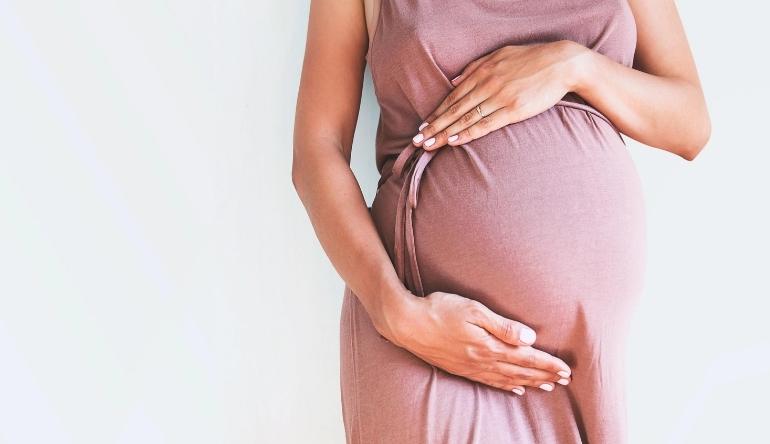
[291,157,300,189]
[679,115,712,162]
[291,171,301,195]
[291,147,307,195]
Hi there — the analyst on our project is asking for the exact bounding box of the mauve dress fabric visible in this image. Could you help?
[340,0,646,442]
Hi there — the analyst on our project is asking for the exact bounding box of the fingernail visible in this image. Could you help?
[539,383,554,391]
[519,328,536,344]
[512,387,525,396]
[557,378,569,385]
[450,75,461,84]
[448,134,459,143]
[413,133,424,144]
[424,137,435,147]
[557,370,570,378]
[418,122,428,131]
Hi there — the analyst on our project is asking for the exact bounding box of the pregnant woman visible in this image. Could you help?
[293,0,709,442]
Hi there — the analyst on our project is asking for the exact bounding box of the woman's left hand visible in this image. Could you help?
[412,40,587,151]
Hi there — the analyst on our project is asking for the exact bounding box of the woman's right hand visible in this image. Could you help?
[377,291,572,395]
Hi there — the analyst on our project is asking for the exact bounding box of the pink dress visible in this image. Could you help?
[340,0,645,442]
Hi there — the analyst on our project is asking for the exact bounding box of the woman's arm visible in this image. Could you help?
[410,0,710,161]
[293,0,572,394]
[292,0,409,337]
[571,0,711,160]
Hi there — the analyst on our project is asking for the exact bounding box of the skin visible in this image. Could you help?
[292,0,709,395]
[413,1,711,159]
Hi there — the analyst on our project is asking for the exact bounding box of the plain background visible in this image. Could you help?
[1,0,768,442]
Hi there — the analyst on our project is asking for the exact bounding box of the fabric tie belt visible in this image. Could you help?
[390,143,437,297]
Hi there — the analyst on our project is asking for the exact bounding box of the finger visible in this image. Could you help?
[493,361,571,388]
[412,82,475,136]
[412,82,486,148]
[414,56,497,145]
[494,376,558,392]
[450,52,494,87]
[472,371,527,395]
[480,333,572,379]
[491,372,560,392]
[471,300,538,346]
[443,99,506,147]
[447,106,513,147]
[418,88,495,150]
[496,344,572,379]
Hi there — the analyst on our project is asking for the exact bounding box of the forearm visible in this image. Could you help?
[292,140,413,335]
[566,41,711,160]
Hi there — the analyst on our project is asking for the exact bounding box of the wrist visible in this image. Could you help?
[369,280,419,346]
[558,39,597,95]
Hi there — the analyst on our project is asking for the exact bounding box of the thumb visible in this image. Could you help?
[475,303,537,346]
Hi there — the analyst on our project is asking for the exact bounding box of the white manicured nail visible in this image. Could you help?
[557,378,569,385]
[512,387,525,396]
[418,122,428,131]
[557,370,570,378]
[539,383,554,391]
[424,137,435,147]
[448,134,459,142]
[519,328,536,344]
[413,133,424,144]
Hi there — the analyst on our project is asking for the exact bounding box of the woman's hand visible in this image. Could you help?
[381,291,572,395]
[411,40,586,151]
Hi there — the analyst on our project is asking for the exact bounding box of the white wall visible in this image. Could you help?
[0,1,766,443]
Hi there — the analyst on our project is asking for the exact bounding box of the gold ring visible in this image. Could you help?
[476,105,485,118]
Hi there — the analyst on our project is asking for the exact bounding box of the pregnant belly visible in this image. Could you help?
[370,102,646,355]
